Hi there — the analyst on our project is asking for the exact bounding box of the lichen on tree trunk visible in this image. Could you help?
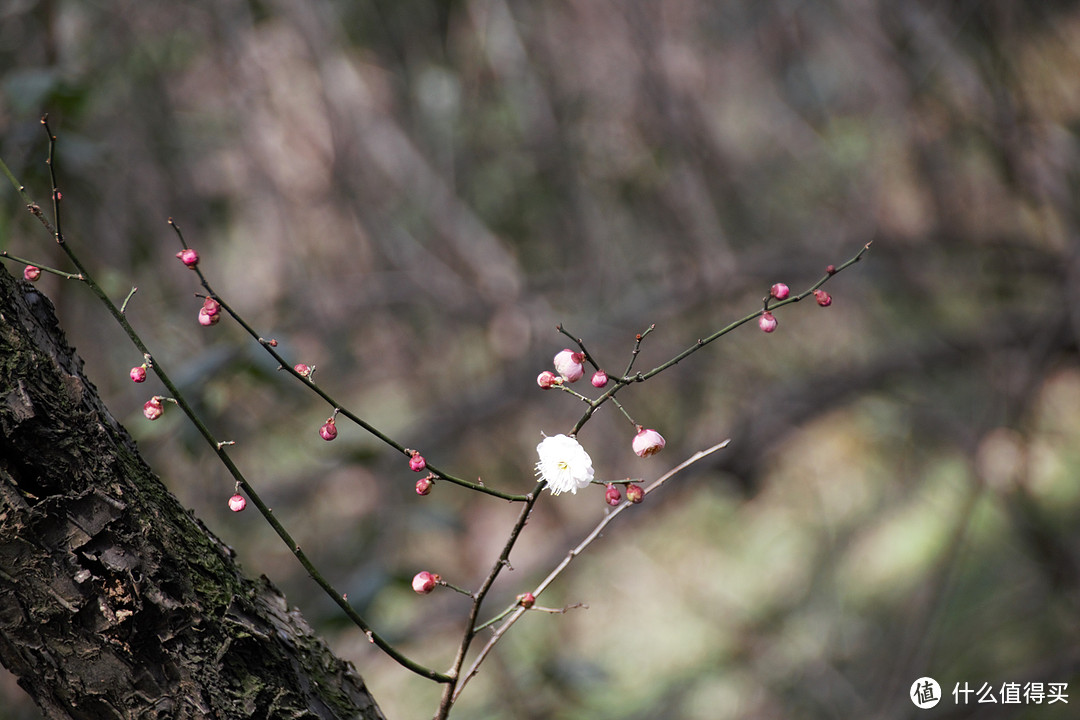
[0,264,385,719]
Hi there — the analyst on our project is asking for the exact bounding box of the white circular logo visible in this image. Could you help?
[911,677,941,709]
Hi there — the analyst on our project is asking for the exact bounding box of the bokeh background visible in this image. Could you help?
[3,1,1080,718]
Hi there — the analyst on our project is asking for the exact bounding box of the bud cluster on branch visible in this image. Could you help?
[0,117,870,719]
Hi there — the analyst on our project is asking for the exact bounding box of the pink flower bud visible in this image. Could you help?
[268,339,278,347]
[814,289,832,307]
[228,494,246,512]
[23,266,41,282]
[537,370,559,389]
[130,366,147,383]
[409,453,427,472]
[626,483,644,504]
[759,311,777,333]
[320,418,337,441]
[770,283,790,300]
[294,363,312,377]
[176,248,199,267]
[553,349,585,383]
[415,476,433,495]
[198,298,221,326]
[605,483,621,506]
[518,592,536,609]
[632,427,666,457]
[591,370,608,388]
[412,571,439,594]
[826,264,837,275]
[143,397,164,421]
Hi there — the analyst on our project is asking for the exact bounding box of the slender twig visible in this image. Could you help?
[556,323,601,372]
[567,243,871,436]
[436,480,546,718]
[623,324,655,377]
[166,220,527,503]
[453,439,731,701]
[636,242,871,383]
[119,287,138,315]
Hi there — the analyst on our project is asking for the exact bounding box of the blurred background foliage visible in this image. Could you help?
[2,0,1080,718]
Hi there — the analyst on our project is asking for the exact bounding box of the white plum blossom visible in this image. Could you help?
[535,434,594,495]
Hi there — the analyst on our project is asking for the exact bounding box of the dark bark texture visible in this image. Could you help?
[0,263,384,719]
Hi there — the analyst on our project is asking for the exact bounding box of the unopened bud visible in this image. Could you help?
[130,366,147,383]
[23,266,41,282]
[143,397,164,420]
[198,297,221,326]
[228,494,246,512]
[605,483,621,506]
[518,592,536,609]
[176,248,199,267]
[415,476,433,495]
[294,363,311,377]
[591,370,608,388]
[626,483,644,504]
[537,370,559,389]
[412,571,439,594]
[826,264,837,275]
[814,289,832,307]
[632,427,666,458]
[409,453,427,472]
[759,311,777,333]
[770,283,790,300]
[320,418,338,441]
[553,349,585,383]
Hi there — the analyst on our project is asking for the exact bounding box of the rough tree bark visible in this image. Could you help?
[0,263,385,718]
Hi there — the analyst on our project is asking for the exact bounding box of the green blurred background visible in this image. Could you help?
[2,1,1080,718]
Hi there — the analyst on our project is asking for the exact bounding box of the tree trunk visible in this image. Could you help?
[0,264,385,719]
